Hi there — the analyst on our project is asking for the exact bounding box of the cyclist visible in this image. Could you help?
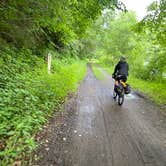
[112,56,129,91]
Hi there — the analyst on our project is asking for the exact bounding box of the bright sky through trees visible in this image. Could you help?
[120,0,156,20]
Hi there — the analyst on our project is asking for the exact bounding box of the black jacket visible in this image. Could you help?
[113,61,129,77]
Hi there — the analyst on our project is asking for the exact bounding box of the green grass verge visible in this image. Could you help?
[102,66,166,105]
[0,54,86,165]
[101,67,113,75]
[92,65,105,80]
[128,77,166,105]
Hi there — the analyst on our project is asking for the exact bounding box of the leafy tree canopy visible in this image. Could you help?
[0,0,124,52]
[137,0,166,47]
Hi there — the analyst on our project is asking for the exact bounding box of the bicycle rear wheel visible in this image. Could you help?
[118,89,124,106]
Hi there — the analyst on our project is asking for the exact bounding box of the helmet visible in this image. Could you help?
[120,56,126,61]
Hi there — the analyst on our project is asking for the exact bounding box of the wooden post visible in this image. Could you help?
[47,52,52,74]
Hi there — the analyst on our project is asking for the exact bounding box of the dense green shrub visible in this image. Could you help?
[0,49,86,165]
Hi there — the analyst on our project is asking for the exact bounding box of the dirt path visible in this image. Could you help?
[32,65,166,166]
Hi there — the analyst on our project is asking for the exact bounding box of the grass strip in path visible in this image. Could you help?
[92,65,106,80]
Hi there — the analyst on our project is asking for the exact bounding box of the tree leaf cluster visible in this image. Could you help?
[137,0,166,47]
[0,0,120,52]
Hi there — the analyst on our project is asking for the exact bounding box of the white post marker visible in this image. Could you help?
[47,52,52,74]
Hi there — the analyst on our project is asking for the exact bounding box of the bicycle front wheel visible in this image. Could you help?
[113,90,117,100]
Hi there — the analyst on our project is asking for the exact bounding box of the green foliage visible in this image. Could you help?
[0,0,119,53]
[142,47,166,81]
[131,0,166,82]
[104,12,137,56]
[128,76,166,105]
[0,49,86,165]
[85,11,137,61]
[138,0,166,47]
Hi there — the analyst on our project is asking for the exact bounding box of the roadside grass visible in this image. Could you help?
[128,77,166,105]
[102,66,166,105]
[0,51,86,166]
[92,65,105,80]
[101,67,114,76]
